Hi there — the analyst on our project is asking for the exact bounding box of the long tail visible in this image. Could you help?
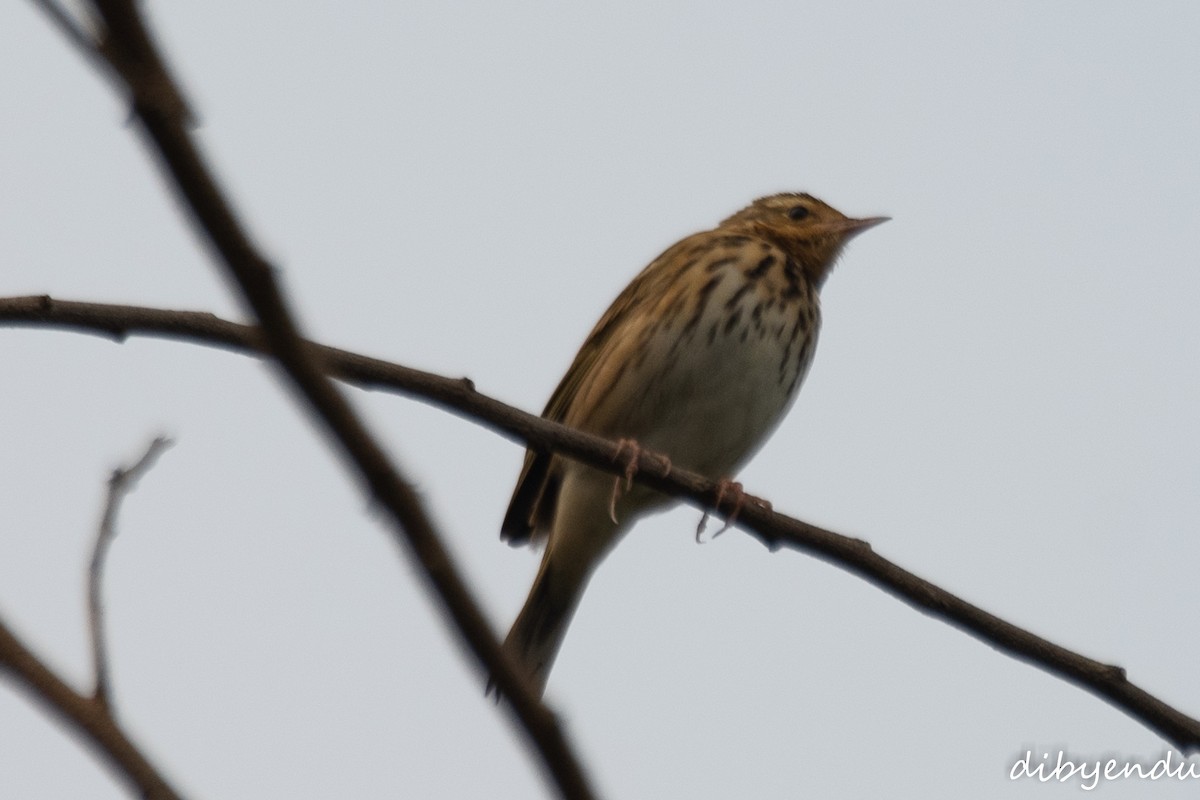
[490,466,636,697]
[494,555,586,697]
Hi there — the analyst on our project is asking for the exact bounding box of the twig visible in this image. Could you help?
[89,435,173,710]
[29,0,97,62]
[2,294,1197,752]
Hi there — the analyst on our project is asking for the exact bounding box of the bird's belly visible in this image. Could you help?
[608,302,817,478]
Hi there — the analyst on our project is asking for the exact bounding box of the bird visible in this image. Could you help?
[497,192,887,695]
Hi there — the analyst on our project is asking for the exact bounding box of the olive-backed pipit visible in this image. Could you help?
[499,192,887,694]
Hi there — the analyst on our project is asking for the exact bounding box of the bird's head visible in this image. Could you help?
[722,192,888,287]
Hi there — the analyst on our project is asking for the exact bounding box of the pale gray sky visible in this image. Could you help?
[2,2,1198,798]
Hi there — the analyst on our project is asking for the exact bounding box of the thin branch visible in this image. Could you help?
[0,614,185,800]
[29,0,97,62]
[66,2,597,798]
[89,435,173,711]
[0,433,179,798]
[3,294,1198,752]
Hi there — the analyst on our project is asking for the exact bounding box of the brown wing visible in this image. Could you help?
[499,236,702,545]
[499,449,556,545]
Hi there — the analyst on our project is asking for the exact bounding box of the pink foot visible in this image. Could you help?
[711,479,745,537]
[609,438,642,524]
[607,439,672,524]
[696,479,771,541]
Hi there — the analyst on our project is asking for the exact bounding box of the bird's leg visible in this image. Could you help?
[711,479,744,538]
[609,440,672,523]
[696,479,773,541]
[609,438,642,524]
[697,479,741,541]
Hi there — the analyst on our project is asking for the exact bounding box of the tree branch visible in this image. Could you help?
[0,617,186,800]
[29,0,97,63]
[0,436,180,797]
[0,435,178,799]
[54,2,599,798]
[3,294,1199,752]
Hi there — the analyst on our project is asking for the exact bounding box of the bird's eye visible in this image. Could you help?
[787,206,810,221]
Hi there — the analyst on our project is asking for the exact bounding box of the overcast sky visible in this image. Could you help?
[2,2,1198,798]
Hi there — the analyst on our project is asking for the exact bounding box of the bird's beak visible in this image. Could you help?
[834,216,890,239]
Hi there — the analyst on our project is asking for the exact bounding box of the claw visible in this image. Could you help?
[696,480,742,542]
[700,479,772,541]
[710,480,745,537]
[609,438,642,524]
[608,441,673,525]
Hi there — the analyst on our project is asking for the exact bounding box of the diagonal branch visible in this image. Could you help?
[3,294,1199,752]
[30,0,97,61]
[58,2,598,799]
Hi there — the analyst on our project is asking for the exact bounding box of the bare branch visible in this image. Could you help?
[62,1,598,797]
[0,615,186,800]
[89,436,173,711]
[0,436,178,796]
[29,0,97,62]
[3,294,1198,752]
